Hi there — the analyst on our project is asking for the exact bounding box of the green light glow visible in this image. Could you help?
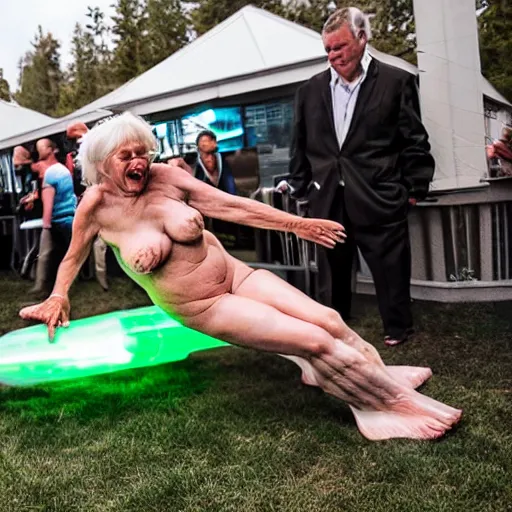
[0,306,228,386]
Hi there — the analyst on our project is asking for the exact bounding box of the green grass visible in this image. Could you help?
[1,271,511,512]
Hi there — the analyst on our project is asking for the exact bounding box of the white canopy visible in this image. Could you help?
[69,5,328,117]
[0,100,54,143]
[0,108,112,151]
[0,5,508,151]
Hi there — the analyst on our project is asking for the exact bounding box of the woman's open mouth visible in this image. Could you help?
[126,169,144,181]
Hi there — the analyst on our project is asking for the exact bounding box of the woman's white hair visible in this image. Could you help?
[322,7,372,40]
[79,112,157,185]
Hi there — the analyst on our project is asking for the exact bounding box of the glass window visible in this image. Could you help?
[0,153,13,194]
[181,107,245,153]
[244,99,294,187]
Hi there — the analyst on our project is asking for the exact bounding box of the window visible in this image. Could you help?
[245,99,294,187]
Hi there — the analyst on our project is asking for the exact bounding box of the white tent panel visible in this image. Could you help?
[0,109,112,151]
[0,3,508,164]
[128,60,328,116]
[0,100,54,142]
[71,6,326,117]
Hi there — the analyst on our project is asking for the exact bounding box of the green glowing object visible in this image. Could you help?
[0,306,228,386]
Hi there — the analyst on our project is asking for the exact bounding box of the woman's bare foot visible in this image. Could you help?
[349,390,462,441]
[282,356,432,391]
[386,366,432,389]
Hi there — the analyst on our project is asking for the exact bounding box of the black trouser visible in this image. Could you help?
[47,222,73,287]
[317,186,413,339]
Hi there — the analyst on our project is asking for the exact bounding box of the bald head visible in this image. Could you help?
[66,121,89,140]
[36,138,58,161]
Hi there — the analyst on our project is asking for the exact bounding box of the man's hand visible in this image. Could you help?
[293,218,346,248]
[19,295,70,342]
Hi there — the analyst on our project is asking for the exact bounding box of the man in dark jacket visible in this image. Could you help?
[279,7,435,346]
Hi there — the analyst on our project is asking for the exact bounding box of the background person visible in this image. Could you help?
[278,7,435,346]
[66,121,108,290]
[32,138,76,294]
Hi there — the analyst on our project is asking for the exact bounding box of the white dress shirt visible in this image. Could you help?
[279,48,372,193]
[330,48,372,151]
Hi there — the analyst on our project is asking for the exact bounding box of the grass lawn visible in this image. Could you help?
[0,271,511,512]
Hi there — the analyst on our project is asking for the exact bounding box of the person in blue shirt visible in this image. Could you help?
[35,138,77,293]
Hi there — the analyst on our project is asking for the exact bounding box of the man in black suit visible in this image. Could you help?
[279,7,435,346]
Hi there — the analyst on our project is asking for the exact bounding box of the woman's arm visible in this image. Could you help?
[155,164,345,248]
[19,187,103,340]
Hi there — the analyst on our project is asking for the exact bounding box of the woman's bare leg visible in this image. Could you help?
[184,293,461,441]
[232,268,431,388]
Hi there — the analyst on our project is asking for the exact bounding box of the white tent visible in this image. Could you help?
[0,100,54,143]
[65,5,509,116]
[67,5,328,117]
[0,5,508,150]
[0,108,113,151]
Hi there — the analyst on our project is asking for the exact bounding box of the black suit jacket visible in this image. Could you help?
[288,58,435,226]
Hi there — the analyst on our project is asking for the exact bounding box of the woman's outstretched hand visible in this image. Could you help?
[19,295,71,342]
[293,218,346,248]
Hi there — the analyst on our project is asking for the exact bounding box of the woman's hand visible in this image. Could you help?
[293,218,346,248]
[19,294,71,342]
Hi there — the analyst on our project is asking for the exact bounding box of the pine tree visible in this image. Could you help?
[0,69,11,102]
[478,0,512,101]
[190,0,286,36]
[281,0,336,33]
[56,7,118,115]
[111,0,146,85]
[85,6,116,98]
[14,26,62,116]
[368,0,416,62]
[140,0,189,71]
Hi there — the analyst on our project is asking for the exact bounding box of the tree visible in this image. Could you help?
[367,0,416,63]
[111,0,146,85]
[281,0,337,34]
[0,69,11,101]
[478,0,512,101]
[84,6,116,98]
[190,0,286,36]
[55,8,118,116]
[14,26,62,116]
[55,24,98,115]
[140,0,190,71]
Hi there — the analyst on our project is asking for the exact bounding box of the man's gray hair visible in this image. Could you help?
[79,112,157,185]
[322,7,372,40]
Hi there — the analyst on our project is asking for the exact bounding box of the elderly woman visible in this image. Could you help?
[20,113,461,441]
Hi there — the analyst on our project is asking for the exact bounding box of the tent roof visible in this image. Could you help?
[481,78,511,108]
[70,5,326,117]
[71,4,509,114]
[1,5,509,150]
[0,100,54,142]
[0,108,112,152]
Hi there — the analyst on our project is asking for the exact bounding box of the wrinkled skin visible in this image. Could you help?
[19,140,461,441]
